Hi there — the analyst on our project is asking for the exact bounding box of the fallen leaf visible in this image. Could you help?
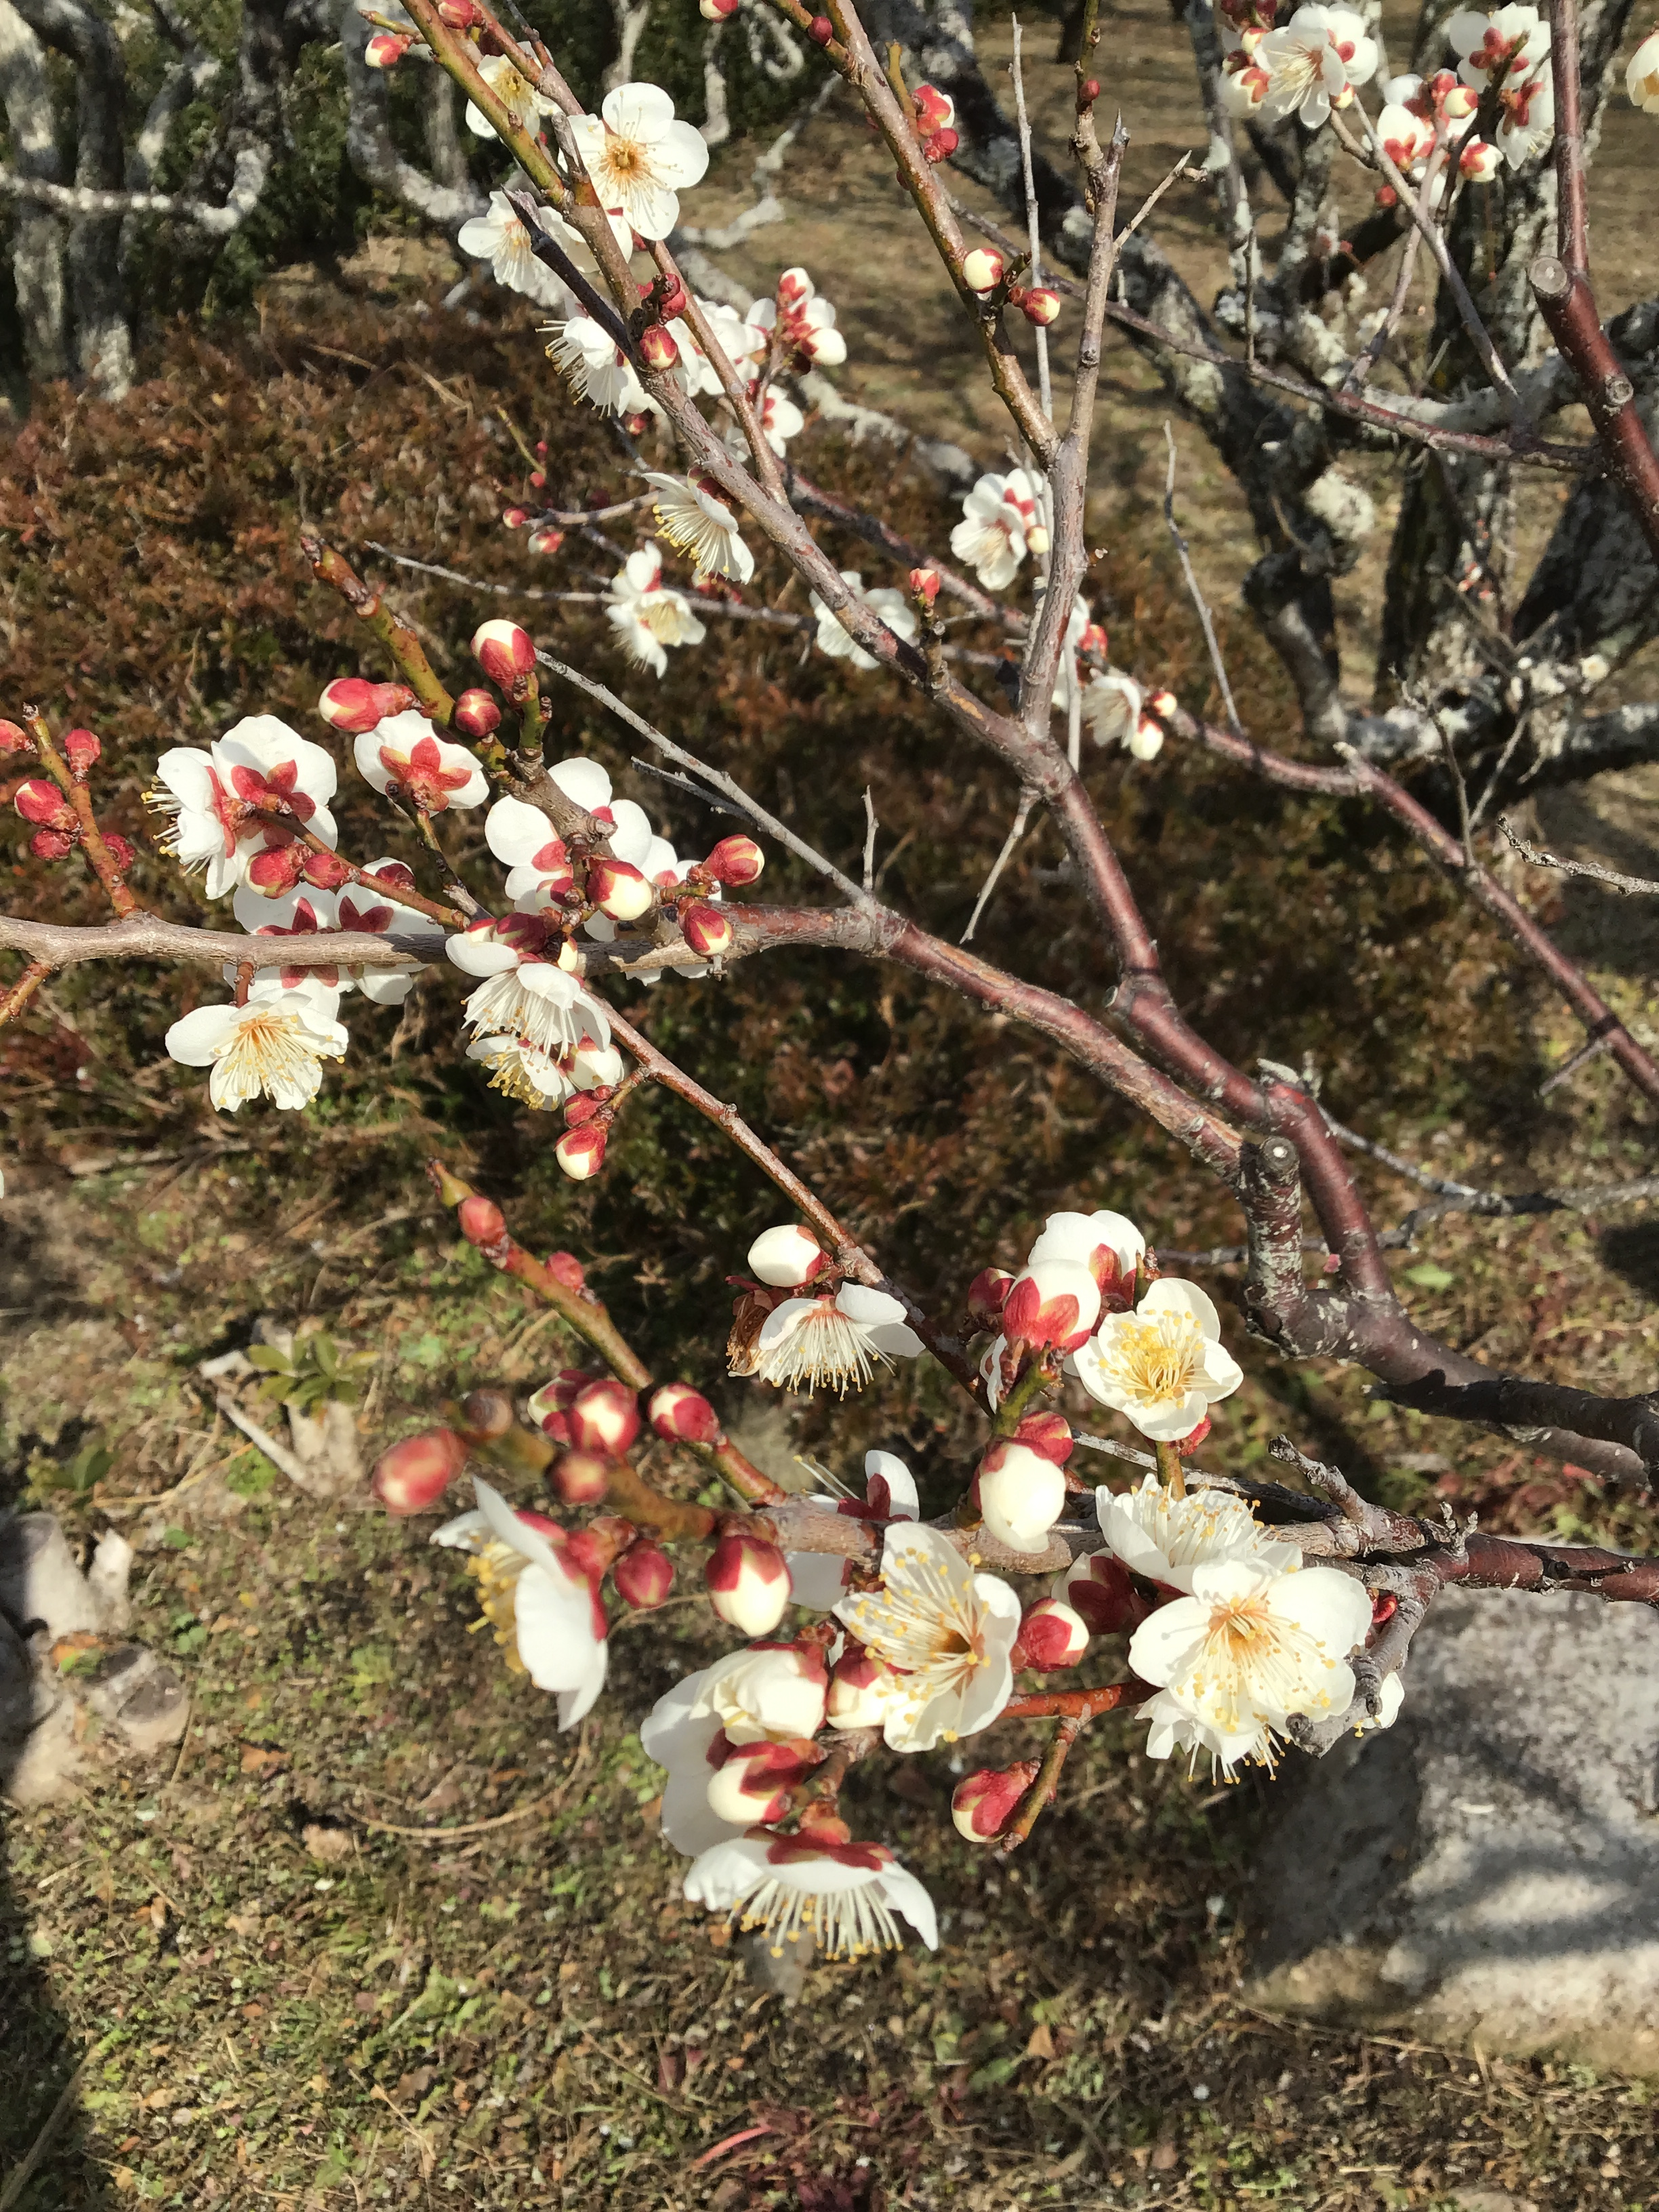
[1025,2022,1055,2060]
[302,1822,353,1864]
[226,1910,262,1937]
[239,1743,286,1776]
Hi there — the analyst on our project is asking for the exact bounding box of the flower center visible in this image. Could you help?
[606,138,646,179]
[1098,1312,1203,1406]
[216,1009,314,1090]
[754,1301,889,1396]
[733,1875,902,1961]
[466,1542,528,1670]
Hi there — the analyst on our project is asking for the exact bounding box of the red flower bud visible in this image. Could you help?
[0,720,31,754]
[588,857,655,922]
[1021,286,1061,327]
[556,1122,607,1181]
[1012,1410,1073,1465]
[527,1370,592,1429]
[705,1738,817,1825]
[318,678,416,733]
[63,728,100,775]
[807,12,833,41]
[700,0,740,18]
[966,1266,1013,1326]
[458,1193,508,1250]
[701,834,764,886]
[527,526,565,556]
[436,0,477,23]
[638,323,680,371]
[552,1449,612,1506]
[961,247,1006,294]
[300,848,351,891]
[371,1427,469,1515]
[529,469,547,489]
[951,1762,1038,1842]
[1061,1551,1151,1637]
[545,1249,586,1294]
[471,619,536,685]
[15,778,73,828]
[244,843,306,896]
[102,832,136,872]
[501,507,529,530]
[567,1378,640,1456]
[680,900,733,958]
[909,567,941,606]
[28,827,73,860]
[1012,1597,1089,1671]
[649,1381,722,1443]
[924,126,959,161]
[706,1533,792,1636]
[453,688,503,739]
[614,1540,674,1608]
[365,29,412,65]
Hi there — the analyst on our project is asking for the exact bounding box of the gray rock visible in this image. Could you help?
[0,1610,77,1806]
[0,1513,133,1639]
[1246,1588,1659,2074]
[86,1644,189,1757]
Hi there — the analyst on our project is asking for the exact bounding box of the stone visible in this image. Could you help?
[0,1512,133,1639]
[0,1610,77,1806]
[1246,1587,1659,2074]
[85,1644,189,1757]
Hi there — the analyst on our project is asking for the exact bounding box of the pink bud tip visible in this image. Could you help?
[1021,287,1061,327]
[807,12,832,41]
[502,507,529,529]
[705,1532,792,1637]
[318,678,415,734]
[243,844,304,895]
[914,83,955,132]
[556,1122,607,1181]
[951,1762,1038,1843]
[649,1381,722,1443]
[529,469,547,489]
[545,1249,586,1294]
[588,857,655,922]
[452,688,503,739]
[1014,1597,1090,1671]
[436,0,476,23]
[15,779,73,828]
[614,1540,674,1608]
[679,900,733,958]
[457,1193,508,1250]
[552,1449,612,1507]
[1078,75,1101,104]
[967,1266,1013,1326]
[909,567,941,606]
[622,411,651,436]
[28,826,73,860]
[63,728,100,773]
[924,127,959,161]
[700,0,740,18]
[371,1427,469,1515]
[365,29,412,65]
[638,323,680,371]
[471,618,537,685]
[527,1370,592,1427]
[0,721,31,754]
[705,1738,815,1826]
[701,833,764,887]
[103,833,136,872]
[961,247,1006,294]
[1012,1410,1073,1465]
[527,527,565,556]
[567,1377,640,1456]
[300,848,351,891]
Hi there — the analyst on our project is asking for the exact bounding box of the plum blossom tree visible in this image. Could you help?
[10,0,1659,1974]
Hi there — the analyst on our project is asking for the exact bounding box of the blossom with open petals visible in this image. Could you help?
[230,861,422,1011]
[447,914,613,1059]
[569,82,709,240]
[483,796,573,907]
[834,1522,1021,1750]
[644,471,754,584]
[353,712,488,813]
[456,190,577,312]
[1082,670,1166,758]
[1630,28,1659,108]
[749,385,806,456]
[1492,60,1554,164]
[949,468,1043,590]
[147,717,338,899]
[605,544,707,676]
[432,1478,607,1727]
[1249,5,1376,127]
[1074,1278,1244,1441]
[750,266,847,367]
[684,1827,937,1959]
[464,52,558,140]
[641,1641,829,1855]
[787,1450,920,1611]
[1094,1474,1300,1591]
[808,570,920,671]
[546,316,649,417]
[1027,1207,1144,1299]
[1448,4,1549,87]
[165,991,347,1113]
[1128,1555,1372,1765]
[733,1283,922,1395]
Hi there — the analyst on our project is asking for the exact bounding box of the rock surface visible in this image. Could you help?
[1246,1586,1659,2074]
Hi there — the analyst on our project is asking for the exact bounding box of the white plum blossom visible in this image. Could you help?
[1094,1475,1300,1592]
[786,1450,921,1612]
[569,83,710,241]
[485,794,575,907]
[640,1641,829,1857]
[808,570,921,671]
[464,52,560,140]
[447,914,615,1059]
[683,1830,937,1959]
[465,1032,580,1110]
[546,316,649,417]
[165,991,348,1113]
[147,717,339,899]
[750,386,806,457]
[949,468,1044,590]
[734,1282,924,1395]
[834,1521,1021,1750]
[750,267,848,366]
[605,544,708,676]
[1082,670,1167,758]
[1493,60,1555,163]
[230,863,422,1010]
[644,471,754,584]
[353,712,489,813]
[455,191,578,312]
[1629,27,1659,109]
[433,1478,607,1727]
[1448,5,1549,86]
[1074,1277,1245,1441]
[1246,5,1378,127]
[1027,1206,1145,1290]
[1128,1555,1374,1771]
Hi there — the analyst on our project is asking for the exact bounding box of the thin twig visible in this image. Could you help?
[962,788,1036,943]
[1009,17,1052,423]
[1539,1029,1617,1097]
[861,788,878,895]
[1498,815,1659,895]
[211,1391,314,1490]
[0,958,50,1031]
[1162,423,1242,735]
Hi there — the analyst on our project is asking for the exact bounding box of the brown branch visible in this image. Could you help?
[1530,255,1659,560]
[1551,0,1590,276]
[0,913,444,973]
[1498,815,1659,895]
[0,958,50,1030]
[21,710,141,919]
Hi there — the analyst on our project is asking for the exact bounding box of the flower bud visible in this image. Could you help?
[436,0,476,22]
[1021,287,1061,327]
[552,1449,612,1506]
[978,1441,1066,1556]
[638,323,680,370]
[701,833,765,886]
[545,1250,586,1294]
[807,12,833,42]
[587,857,655,922]
[909,567,941,607]
[371,1426,468,1514]
[914,82,955,132]
[951,1762,1038,1843]
[471,618,536,685]
[705,1738,815,1826]
[700,0,739,19]
[622,411,651,437]
[104,833,136,872]
[680,900,733,958]
[924,126,959,161]
[961,247,1006,294]
[568,1378,640,1456]
[317,677,416,733]
[63,728,100,775]
[1442,81,1478,119]
[301,848,351,891]
[1078,75,1101,104]
[365,29,412,65]
[28,827,73,859]
[527,1370,591,1428]
[747,1222,826,1288]
[1026,523,1050,556]
[1012,1410,1073,1465]
[15,779,73,828]
[706,1532,792,1636]
[615,1540,674,1608]
[1057,1550,1150,1636]
[556,1122,607,1180]
[444,687,500,743]
[649,1381,722,1443]
[457,1193,508,1250]
[527,525,565,556]
[566,1519,627,1580]
[1014,1597,1089,1670]
[966,1266,1012,1326]
[501,507,529,531]
[0,721,31,754]
[1002,1259,1100,1352]
[459,1389,516,1441]
[827,1647,901,1731]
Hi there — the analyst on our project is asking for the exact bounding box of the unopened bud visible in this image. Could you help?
[527,1370,591,1428]
[447,689,500,741]
[552,1449,612,1506]
[978,1441,1066,1557]
[244,843,307,896]
[545,1249,586,1294]
[638,323,680,371]
[1058,1550,1150,1636]
[622,411,651,436]
[706,1532,792,1636]
[1022,286,1061,327]
[301,848,351,891]
[63,728,100,775]
[1012,1410,1073,1465]
[951,1762,1038,1842]
[1002,1259,1099,1351]
[649,1381,722,1443]
[680,900,733,958]
[1078,75,1100,104]
[924,126,959,161]
[15,779,73,828]
[567,1378,640,1456]
[705,1738,814,1826]
[914,82,955,132]
[29,827,74,860]
[459,1389,516,1441]
[807,12,833,41]
[702,833,764,886]
[527,526,565,556]
[909,567,941,606]
[318,677,416,733]
[614,1540,674,1608]
[365,29,412,65]
[961,247,1006,294]
[700,0,739,19]
[502,506,529,530]
[556,1122,607,1180]
[827,1647,900,1730]
[1026,523,1050,556]
[371,1427,468,1514]
[747,1222,825,1288]
[1014,1597,1089,1670]
[457,1193,508,1250]
[471,618,536,685]
[529,469,547,489]
[587,857,655,922]
[966,1266,1012,1326]
[103,832,136,872]
[1442,81,1478,118]
[0,721,30,754]
[436,0,476,22]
